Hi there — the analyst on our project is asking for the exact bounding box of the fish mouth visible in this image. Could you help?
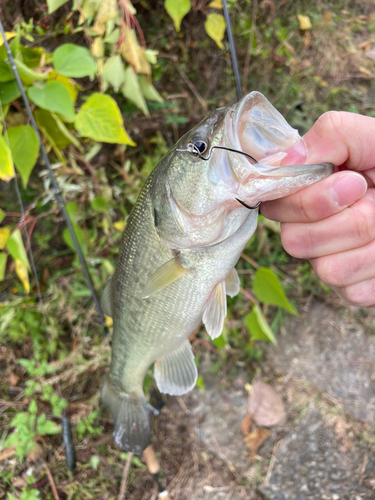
[223,92,333,204]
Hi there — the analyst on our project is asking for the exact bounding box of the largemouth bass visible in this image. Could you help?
[101,91,333,454]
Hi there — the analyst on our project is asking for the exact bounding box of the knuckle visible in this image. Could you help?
[352,200,375,245]
[315,111,344,140]
[313,257,340,287]
[281,223,313,258]
[340,279,375,307]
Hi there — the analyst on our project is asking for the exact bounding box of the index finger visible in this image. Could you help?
[303,111,375,172]
[260,170,367,223]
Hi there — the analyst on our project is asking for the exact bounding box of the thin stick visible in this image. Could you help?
[118,452,133,500]
[43,462,60,500]
[239,287,258,305]
[177,67,207,111]
[241,253,259,268]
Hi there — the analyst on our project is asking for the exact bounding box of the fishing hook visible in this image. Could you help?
[177,143,258,164]
[177,144,261,210]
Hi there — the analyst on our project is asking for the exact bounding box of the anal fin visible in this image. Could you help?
[154,340,198,396]
[202,281,227,340]
[142,256,190,299]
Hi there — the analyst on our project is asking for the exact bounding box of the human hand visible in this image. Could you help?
[261,111,375,307]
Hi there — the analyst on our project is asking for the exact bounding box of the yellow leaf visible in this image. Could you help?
[359,66,372,76]
[105,315,113,327]
[121,27,151,75]
[205,13,226,50]
[92,0,117,35]
[113,220,126,232]
[91,37,104,58]
[0,135,14,182]
[48,71,79,103]
[165,0,191,32]
[0,32,16,47]
[209,0,222,8]
[15,259,30,294]
[297,14,312,30]
[0,228,10,250]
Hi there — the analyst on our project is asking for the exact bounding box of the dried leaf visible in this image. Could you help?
[359,66,372,76]
[92,0,117,35]
[8,372,19,387]
[247,381,285,427]
[244,428,271,460]
[121,27,151,75]
[241,414,253,436]
[0,447,16,461]
[297,14,312,30]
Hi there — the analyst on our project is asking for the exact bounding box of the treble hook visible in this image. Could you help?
[176,143,262,210]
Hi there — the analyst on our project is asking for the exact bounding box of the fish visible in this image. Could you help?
[100,91,333,454]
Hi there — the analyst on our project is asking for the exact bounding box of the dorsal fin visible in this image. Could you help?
[142,257,190,299]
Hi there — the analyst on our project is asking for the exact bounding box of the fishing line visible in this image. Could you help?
[222,0,242,101]
[176,143,262,210]
[0,20,108,333]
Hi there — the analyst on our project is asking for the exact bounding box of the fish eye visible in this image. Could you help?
[188,136,208,156]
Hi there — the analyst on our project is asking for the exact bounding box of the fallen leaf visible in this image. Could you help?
[244,428,271,460]
[323,11,332,24]
[247,381,285,427]
[358,40,372,51]
[359,66,372,76]
[0,447,16,461]
[241,414,253,436]
[297,14,312,30]
[8,372,19,387]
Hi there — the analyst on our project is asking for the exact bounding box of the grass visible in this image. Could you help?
[1,0,375,498]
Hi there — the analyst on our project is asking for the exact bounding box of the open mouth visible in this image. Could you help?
[223,92,333,204]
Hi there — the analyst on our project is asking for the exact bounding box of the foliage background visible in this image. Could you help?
[1,0,375,498]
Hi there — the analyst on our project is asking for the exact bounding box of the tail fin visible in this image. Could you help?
[101,376,151,455]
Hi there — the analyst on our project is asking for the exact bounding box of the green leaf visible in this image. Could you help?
[138,75,163,103]
[90,454,101,470]
[28,81,75,122]
[53,43,98,78]
[35,109,72,151]
[205,13,226,49]
[0,45,14,82]
[91,196,110,213]
[14,59,48,86]
[8,125,40,188]
[29,399,38,414]
[0,208,5,223]
[122,67,149,116]
[165,0,191,32]
[37,419,61,435]
[0,80,21,105]
[75,93,136,145]
[19,46,45,68]
[102,55,126,92]
[245,304,277,344]
[6,229,30,269]
[0,135,14,182]
[253,267,297,315]
[47,0,70,14]
[0,252,7,280]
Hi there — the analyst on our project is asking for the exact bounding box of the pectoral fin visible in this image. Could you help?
[225,268,240,297]
[202,281,227,340]
[154,340,198,396]
[142,256,190,298]
[101,277,113,317]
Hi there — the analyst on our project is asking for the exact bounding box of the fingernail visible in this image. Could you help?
[331,173,367,206]
[363,188,375,201]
